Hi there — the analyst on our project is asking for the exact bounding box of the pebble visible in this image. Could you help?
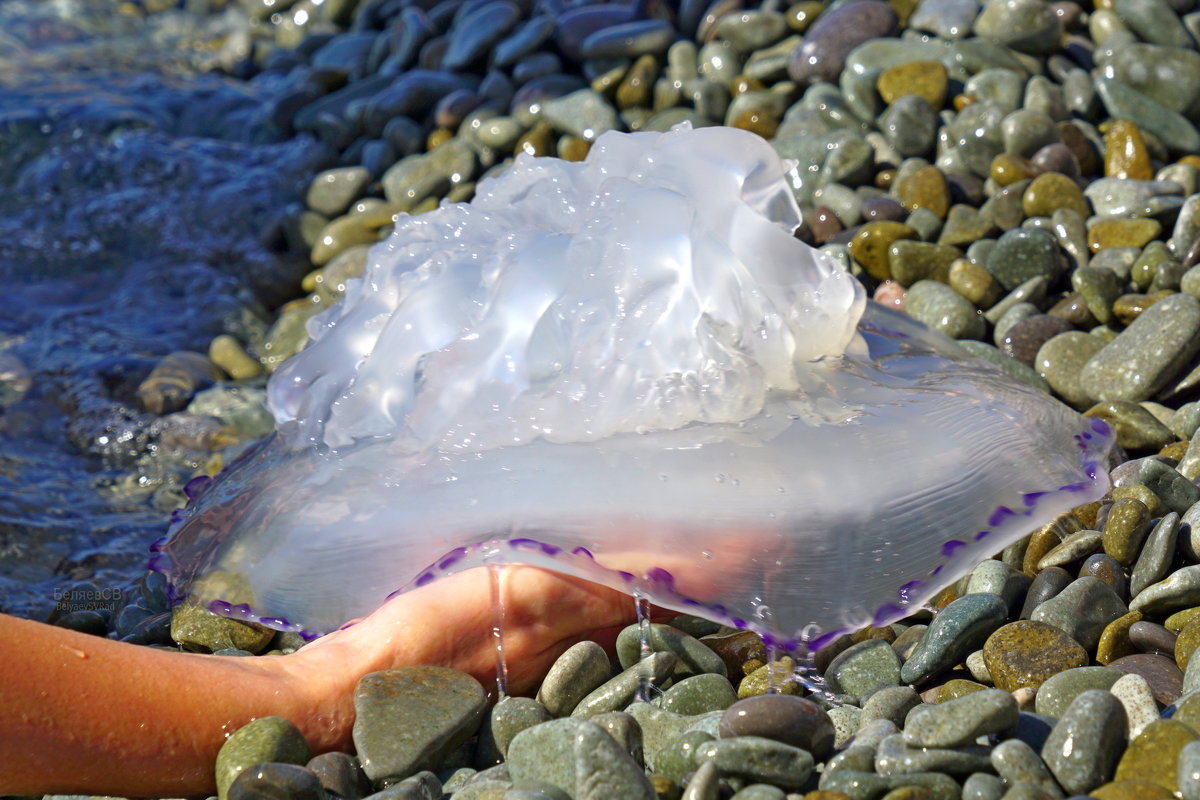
[1034,666,1122,719]
[1101,498,1152,567]
[1109,672,1160,740]
[479,697,553,764]
[1109,653,1184,706]
[718,695,835,759]
[874,732,993,776]
[572,652,677,718]
[824,638,903,701]
[506,718,655,800]
[1179,618,1200,671]
[306,166,371,217]
[1041,690,1127,795]
[849,221,921,281]
[860,685,922,729]
[1022,172,1089,218]
[1034,331,1106,408]
[787,0,898,85]
[227,763,325,800]
[990,739,1062,799]
[903,689,1017,748]
[983,620,1088,692]
[1084,400,1175,450]
[659,674,738,715]
[352,668,487,781]
[1114,718,1197,793]
[616,623,727,678]
[903,279,986,339]
[986,229,1063,292]
[216,717,313,800]
[1031,577,1127,651]
[888,241,963,286]
[170,603,274,654]
[1131,565,1200,614]
[537,641,617,717]
[307,752,372,800]
[876,60,948,108]
[693,736,814,791]
[1180,740,1200,800]
[901,593,1008,685]
[896,165,950,218]
[1000,314,1073,368]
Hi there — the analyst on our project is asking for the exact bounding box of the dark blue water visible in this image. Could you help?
[0,0,327,619]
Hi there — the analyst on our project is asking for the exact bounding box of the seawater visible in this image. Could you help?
[0,0,327,619]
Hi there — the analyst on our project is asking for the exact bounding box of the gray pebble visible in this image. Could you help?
[352,668,486,782]
[904,689,1018,748]
[507,718,655,800]
[1034,667,1122,719]
[693,736,813,791]
[537,641,613,717]
[901,593,1009,685]
[1031,577,1127,651]
[1040,690,1127,795]
[572,652,677,718]
[824,639,902,702]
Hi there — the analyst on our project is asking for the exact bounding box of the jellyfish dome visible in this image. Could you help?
[154,124,1112,648]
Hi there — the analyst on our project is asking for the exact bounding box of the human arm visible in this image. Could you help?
[0,566,639,797]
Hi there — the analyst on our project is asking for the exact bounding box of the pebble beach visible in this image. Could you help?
[8,0,1200,797]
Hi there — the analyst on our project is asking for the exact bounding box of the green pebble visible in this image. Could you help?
[215,717,312,800]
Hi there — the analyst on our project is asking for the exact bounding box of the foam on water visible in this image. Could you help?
[156,125,1113,647]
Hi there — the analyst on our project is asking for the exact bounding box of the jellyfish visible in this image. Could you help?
[152,124,1112,650]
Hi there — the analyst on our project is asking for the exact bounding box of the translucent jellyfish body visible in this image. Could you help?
[153,125,1113,648]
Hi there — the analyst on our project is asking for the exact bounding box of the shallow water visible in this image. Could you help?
[0,0,327,619]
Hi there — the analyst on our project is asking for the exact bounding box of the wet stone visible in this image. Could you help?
[1110,672,1159,740]
[352,668,487,781]
[659,674,738,716]
[1041,690,1127,796]
[1097,611,1144,666]
[1080,291,1200,401]
[1000,315,1073,368]
[1113,458,1200,516]
[861,685,921,729]
[1034,666,1122,718]
[948,258,1003,308]
[887,240,962,286]
[986,228,1063,292]
[718,694,835,760]
[904,279,986,339]
[1072,266,1122,326]
[1023,172,1089,218]
[580,19,675,60]
[939,205,999,248]
[1114,719,1197,793]
[307,752,371,800]
[216,717,313,800]
[1084,401,1176,451]
[904,688,1018,748]
[693,736,814,791]
[1081,553,1129,600]
[171,603,274,654]
[901,593,1008,686]
[879,95,938,158]
[714,10,788,53]
[1108,653,1184,706]
[227,763,325,800]
[1032,576,1128,651]
[1034,528,1102,570]
[874,732,992,776]
[824,639,903,702]
[877,60,949,108]
[1089,218,1162,253]
[1102,498,1152,567]
[849,221,919,282]
[1021,566,1073,619]
[1104,120,1154,181]
[572,652,677,717]
[480,697,552,763]
[786,0,898,86]
[989,739,1061,798]
[966,560,1031,615]
[541,89,619,141]
[975,0,1063,53]
[507,718,655,800]
[538,641,615,717]
[1177,617,1200,671]
[1002,109,1060,160]
[1133,565,1200,615]
[983,620,1088,692]
[616,623,727,679]
[896,165,950,218]
[1129,621,1176,657]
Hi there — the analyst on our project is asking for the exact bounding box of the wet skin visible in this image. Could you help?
[0,566,659,797]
